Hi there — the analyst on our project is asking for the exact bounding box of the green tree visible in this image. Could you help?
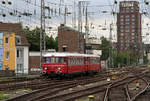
[113,52,128,67]
[23,27,58,51]
[100,37,110,60]
[143,55,148,64]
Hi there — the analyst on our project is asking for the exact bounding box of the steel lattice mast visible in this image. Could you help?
[40,0,46,68]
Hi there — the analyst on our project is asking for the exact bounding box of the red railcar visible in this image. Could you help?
[41,52,100,78]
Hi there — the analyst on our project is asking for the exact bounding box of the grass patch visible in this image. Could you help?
[0,91,9,100]
[0,77,15,82]
[15,88,32,93]
[0,88,32,100]
[0,76,28,82]
[0,96,9,100]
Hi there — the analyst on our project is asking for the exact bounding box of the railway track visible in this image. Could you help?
[0,67,130,91]
[134,86,150,101]
[103,76,145,101]
[6,68,131,101]
[129,78,149,101]
[5,66,150,101]
[38,75,142,101]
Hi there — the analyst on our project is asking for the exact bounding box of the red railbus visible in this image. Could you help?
[41,52,100,78]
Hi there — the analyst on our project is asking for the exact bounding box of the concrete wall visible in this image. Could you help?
[15,46,29,74]
[24,46,29,74]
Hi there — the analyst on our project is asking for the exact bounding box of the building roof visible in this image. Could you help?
[0,22,29,46]
[58,24,86,35]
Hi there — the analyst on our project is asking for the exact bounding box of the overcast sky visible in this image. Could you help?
[0,0,150,43]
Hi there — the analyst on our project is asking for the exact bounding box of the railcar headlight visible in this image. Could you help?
[45,67,48,70]
[57,68,61,73]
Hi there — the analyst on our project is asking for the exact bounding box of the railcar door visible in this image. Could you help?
[85,57,89,71]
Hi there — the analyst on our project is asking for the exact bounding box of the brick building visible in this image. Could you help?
[117,1,142,57]
[58,24,85,53]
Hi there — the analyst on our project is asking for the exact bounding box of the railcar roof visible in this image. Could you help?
[43,52,100,57]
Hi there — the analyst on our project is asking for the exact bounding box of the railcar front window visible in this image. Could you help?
[45,57,50,63]
[56,57,66,63]
[45,57,55,63]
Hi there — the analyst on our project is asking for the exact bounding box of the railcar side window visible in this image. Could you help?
[68,57,84,65]
[68,58,73,65]
[90,58,100,64]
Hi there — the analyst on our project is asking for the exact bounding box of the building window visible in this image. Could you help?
[125,26,129,29]
[132,40,134,42]
[126,22,129,25]
[5,38,9,43]
[6,52,9,59]
[17,49,23,58]
[121,40,124,43]
[62,47,67,52]
[120,19,124,21]
[132,15,135,18]
[120,15,124,18]
[132,37,135,40]
[17,49,19,58]
[132,25,135,28]
[120,33,124,36]
[15,36,21,44]
[120,29,124,32]
[120,22,124,25]
[126,18,130,21]
[0,40,2,45]
[132,33,135,36]
[126,29,129,32]
[17,64,23,72]
[132,22,135,25]
[132,29,135,32]
[120,26,123,28]
[132,18,135,21]
[131,7,134,10]
[126,15,129,18]
[126,10,129,13]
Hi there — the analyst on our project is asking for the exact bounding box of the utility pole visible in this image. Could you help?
[64,6,67,25]
[109,23,113,68]
[78,1,82,53]
[85,3,89,54]
[73,0,76,28]
[40,0,45,68]
[78,1,89,53]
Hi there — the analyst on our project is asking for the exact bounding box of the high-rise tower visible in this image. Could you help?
[117,1,142,58]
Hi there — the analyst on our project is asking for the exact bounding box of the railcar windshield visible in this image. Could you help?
[56,57,66,63]
[45,57,55,63]
[44,57,66,63]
